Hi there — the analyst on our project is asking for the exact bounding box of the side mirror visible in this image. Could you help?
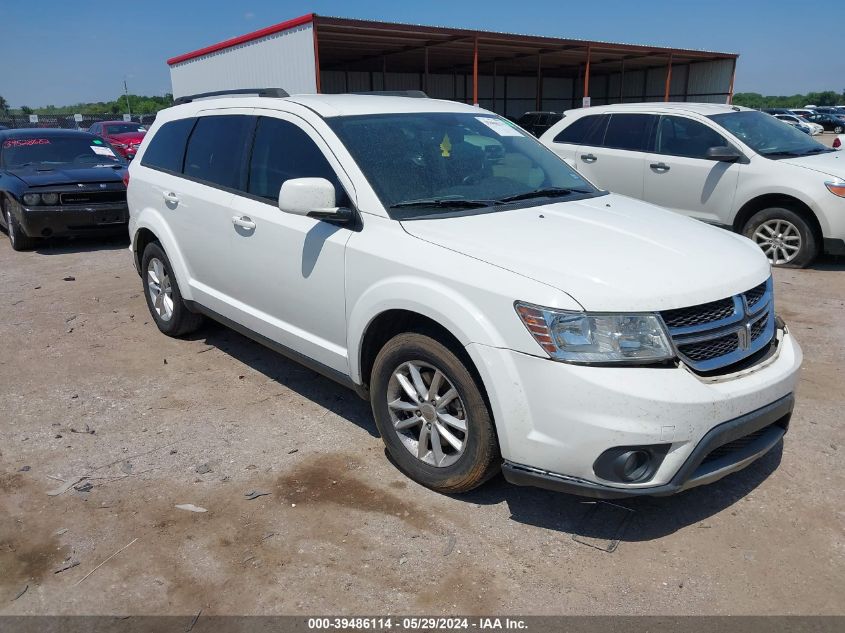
[705,146,743,162]
[278,177,352,223]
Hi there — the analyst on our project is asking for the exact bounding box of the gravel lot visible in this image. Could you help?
[0,235,843,616]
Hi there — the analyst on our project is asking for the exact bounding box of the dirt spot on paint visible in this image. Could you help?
[275,453,433,531]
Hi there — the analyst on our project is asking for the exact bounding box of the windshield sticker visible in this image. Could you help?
[3,138,51,148]
[92,138,104,145]
[440,133,452,157]
[91,145,116,157]
[475,117,523,137]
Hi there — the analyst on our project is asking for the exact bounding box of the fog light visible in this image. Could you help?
[593,444,669,484]
[615,450,651,482]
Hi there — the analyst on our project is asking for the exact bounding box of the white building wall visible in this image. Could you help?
[169,23,317,98]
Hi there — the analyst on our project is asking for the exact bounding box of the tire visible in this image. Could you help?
[370,332,500,493]
[742,206,818,268]
[3,201,38,251]
[834,125,844,134]
[141,241,204,336]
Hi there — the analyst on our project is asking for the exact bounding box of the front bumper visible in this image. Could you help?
[503,393,792,498]
[467,328,802,497]
[19,205,129,238]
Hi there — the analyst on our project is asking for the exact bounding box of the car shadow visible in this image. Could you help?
[459,442,782,543]
[184,319,782,541]
[808,253,845,271]
[33,234,130,255]
[189,320,378,437]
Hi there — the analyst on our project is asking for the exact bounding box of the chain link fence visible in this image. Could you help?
[0,113,158,130]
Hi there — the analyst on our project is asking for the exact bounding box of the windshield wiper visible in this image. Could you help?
[497,187,590,203]
[760,150,804,158]
[800,147,832,155]
[390,198,499,210]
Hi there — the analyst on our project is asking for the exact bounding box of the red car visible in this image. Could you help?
[87,121,147,160]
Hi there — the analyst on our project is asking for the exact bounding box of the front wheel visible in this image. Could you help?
[4,202,38,251]
[742,207,818,268]
[370,332,500,493]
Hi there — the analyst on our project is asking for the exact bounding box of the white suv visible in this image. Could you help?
[540,103,845,267]
[127,90,801,497]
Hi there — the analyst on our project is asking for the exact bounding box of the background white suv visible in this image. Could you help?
[127,91,801,498]
[541,103,845,267]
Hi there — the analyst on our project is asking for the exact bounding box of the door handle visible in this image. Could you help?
[650,162,670,172]
[231,215,256,230]
[581,153,598,163]
[163,191,180,204]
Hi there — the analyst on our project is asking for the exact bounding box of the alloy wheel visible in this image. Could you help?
[147,257,174,321]
[752,218,802,265]
[386,360,468,468]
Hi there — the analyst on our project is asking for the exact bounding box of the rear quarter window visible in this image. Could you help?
[141,118,196,173]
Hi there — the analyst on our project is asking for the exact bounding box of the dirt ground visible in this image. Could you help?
[0,235,842,616]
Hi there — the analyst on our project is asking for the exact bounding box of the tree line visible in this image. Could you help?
[0,94,173,116]
[732,90,845,109]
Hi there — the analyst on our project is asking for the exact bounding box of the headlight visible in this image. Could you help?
[515,302,674,364]
[22,193,41,206]
[41,193,59,205]
[825,181,845,197]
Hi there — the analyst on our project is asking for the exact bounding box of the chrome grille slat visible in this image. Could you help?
[660,277,775,374]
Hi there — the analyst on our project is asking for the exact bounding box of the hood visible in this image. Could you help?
[400,194,770,312]
[7,165,126,187]
[780,151,845,179]
[109,131,146,143]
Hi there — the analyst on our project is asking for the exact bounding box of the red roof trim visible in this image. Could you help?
[167,13,315,66]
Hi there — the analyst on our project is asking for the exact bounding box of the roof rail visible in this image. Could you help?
[173,87,289,105]
[350,90,428,98]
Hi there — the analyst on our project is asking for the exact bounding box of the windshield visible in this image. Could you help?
[1,136,126,169]
[105,124,146,135]
[709,111,832,158]
[327,112,599,218]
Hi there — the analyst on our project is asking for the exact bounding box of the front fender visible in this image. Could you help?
[131,208,194,302]
[347,276,511,385]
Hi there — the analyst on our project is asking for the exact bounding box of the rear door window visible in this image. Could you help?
[183,115,253,190]
[602,113,656,151]
[141,118,196,174]
[247,116,349,206]
[655,116,729,159]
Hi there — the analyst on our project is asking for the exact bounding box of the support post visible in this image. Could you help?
[727,58,737,104]
[492,61,497,112]
[619,59,625,103]
[472,36,479,106]
[536,54,542,111]
[583,46,591,106]
[312,26,321,94]
[424,46,429,93]
[664,53,674,102]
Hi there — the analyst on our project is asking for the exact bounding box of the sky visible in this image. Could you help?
[1,0,842,108]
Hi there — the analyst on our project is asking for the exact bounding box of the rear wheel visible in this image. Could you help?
[370,332,499,493]
[141,241,203,336]
[834,125,844,134]
[742,206,818,268]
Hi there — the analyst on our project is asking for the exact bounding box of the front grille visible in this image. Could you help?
[661,297,735,329]
[700,426,771,466]
[750,312,769,341]
[60,190,126,205]
[661,277,775,375]
[745,281,767,311]
[678,333,739,362]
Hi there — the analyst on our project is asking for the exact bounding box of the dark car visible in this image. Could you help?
[516,111,563,137]
[0,129,129,251]
[88,121,146,160]
[805,112,845,133]
[762,108,794,116]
